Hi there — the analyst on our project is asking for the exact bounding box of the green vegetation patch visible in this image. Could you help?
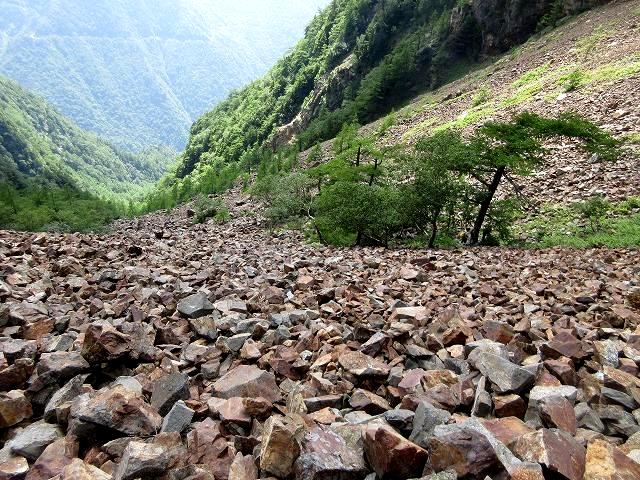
[577,25,614,55]
[518,197,640,248]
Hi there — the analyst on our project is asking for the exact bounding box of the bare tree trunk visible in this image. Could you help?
[467,166,506,245]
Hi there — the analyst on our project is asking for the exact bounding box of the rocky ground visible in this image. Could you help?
[1,189,640,480]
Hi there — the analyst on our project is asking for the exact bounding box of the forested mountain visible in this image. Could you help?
[0,74,164,198]
[170,0,607,188]
[0,0,329,150]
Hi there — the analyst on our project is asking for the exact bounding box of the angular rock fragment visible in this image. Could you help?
[0,390,32,428]
[177,292,215,318]
[363,423,428,480]
[151,372,189,416]
[260,416,301,478]
[212,365,282,403]
[81,321,131,363]
[512,428,586,480]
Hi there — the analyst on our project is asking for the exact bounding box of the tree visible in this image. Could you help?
[417,112,620,245]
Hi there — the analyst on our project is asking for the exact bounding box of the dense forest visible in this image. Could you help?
[0,0,329,149]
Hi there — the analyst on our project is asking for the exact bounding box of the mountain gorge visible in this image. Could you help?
[0,74,164,196]
[0,0,329,150]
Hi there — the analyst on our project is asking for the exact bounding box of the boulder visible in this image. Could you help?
[0,390,32,428]
[73,385,162,437]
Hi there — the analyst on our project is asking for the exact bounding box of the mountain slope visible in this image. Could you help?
[173,0,608,183]
[0,0,329,150]
[0,74,163,198]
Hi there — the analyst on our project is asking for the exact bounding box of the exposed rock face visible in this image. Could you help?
[363,423,428,479]
[472,0,608,52]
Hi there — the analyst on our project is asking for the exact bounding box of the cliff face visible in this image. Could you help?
[472,0,607,52]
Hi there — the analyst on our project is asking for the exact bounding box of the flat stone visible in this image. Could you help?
[8,420,63,461]
[339,351,390,377]
[177,292,215,318]
[114,441,171,480]
[212,365,282,403]
[471,352,535,393]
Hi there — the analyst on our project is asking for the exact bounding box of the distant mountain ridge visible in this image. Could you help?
[0,74,165,198]
[0,0,329,150]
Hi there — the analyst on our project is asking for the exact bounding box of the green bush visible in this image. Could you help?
[193,195,228,224]
[573,195,610,232]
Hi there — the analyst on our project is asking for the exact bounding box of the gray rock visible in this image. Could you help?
[409,401,452,448]
[161,400,194,433]
[189,316,218,340]
[9,421,63,461]
[472,352,535,393]
[177,293,215,319]
[115,441,171,480]
[575,402,605,433]
[384,409,415,434]
[44,374,88,423]
[151,373,189,416]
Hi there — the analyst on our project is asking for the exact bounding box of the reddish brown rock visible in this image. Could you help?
[81,321,131,363]
[349,389,390,414]
[228,453,258,480]
[512,429,586,480]
[538,395,577,435]
[0,390,32,427]
[363,423,428,480]
[26,437,79,480]
[212,365,282,403]
[339,351,390,378]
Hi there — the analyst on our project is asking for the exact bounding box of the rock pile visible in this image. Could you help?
[0,197,639,479]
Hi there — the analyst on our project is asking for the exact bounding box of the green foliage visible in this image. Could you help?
[0,74,168,201]
[0,182,123,232]
[245,112,621,248]
[193,195,229,224]
[251,172,315,228]
[168,0,486,197]
[562,69,585,92]
[572,195,610,233]
[471,88,490,107]
[577,26,613,55]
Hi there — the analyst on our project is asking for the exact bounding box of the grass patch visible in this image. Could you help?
[577,25,613,55]
[433,105,496,132]
[584,58,640,84]
[471,88,490,107]
[512,63,551,88]
[517,198,640,248]
[623,133,640,145]
[501,81,544,107]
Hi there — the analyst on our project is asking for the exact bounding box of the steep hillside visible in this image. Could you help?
[0,74,164,198]
[174,0,609,183]
[0,0,329,150]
